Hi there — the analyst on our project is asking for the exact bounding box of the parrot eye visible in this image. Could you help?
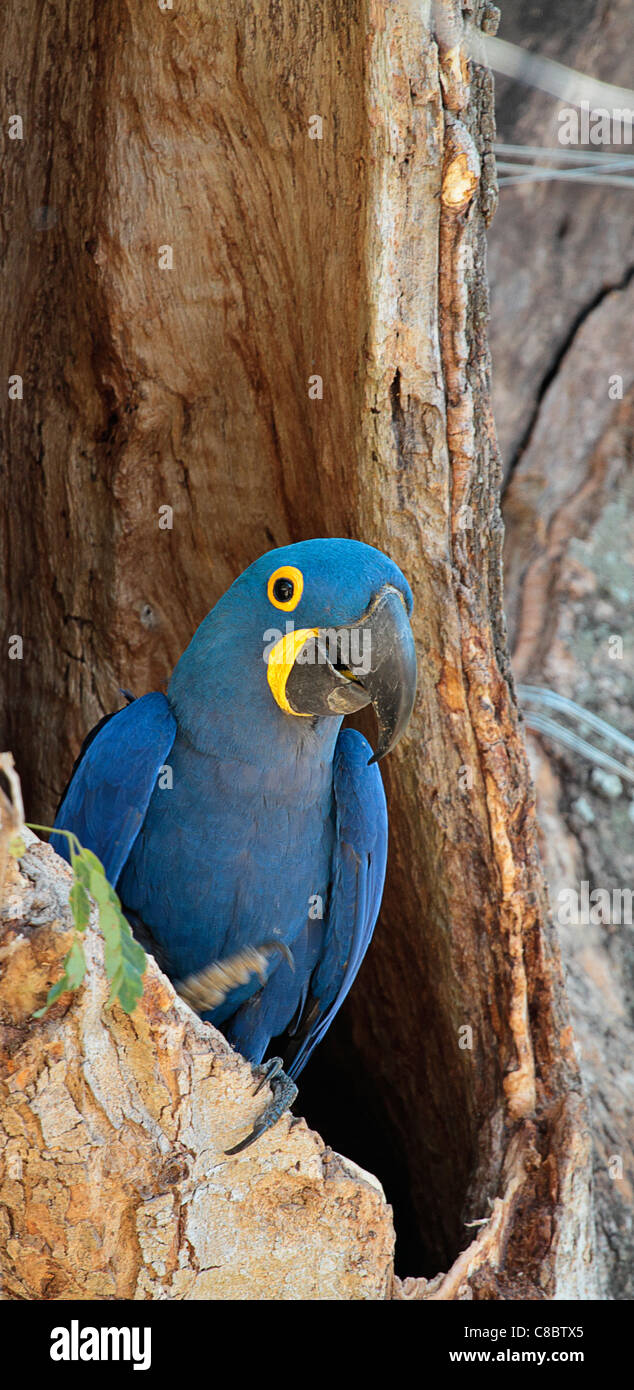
[274,577,294,603]
[267,565,304,611]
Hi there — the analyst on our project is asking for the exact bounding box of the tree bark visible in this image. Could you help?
[1,831,395,1300]
[491,0,634,1301]
[1,1,597,1296]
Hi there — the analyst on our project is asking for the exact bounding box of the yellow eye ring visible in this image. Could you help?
[267,565,304,612]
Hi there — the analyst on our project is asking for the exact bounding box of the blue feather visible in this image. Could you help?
[52,693,177,884]
[51,540,410,1078]
[285,729,387,1078]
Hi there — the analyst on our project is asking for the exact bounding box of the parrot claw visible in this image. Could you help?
[225,1058,298,1155]
[253,1054,283,1095]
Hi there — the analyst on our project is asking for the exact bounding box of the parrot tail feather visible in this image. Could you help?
[176,940,293,1015]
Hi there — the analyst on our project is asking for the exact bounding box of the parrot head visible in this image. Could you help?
[169,538,416,764]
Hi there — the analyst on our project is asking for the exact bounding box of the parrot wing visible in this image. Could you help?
[51,692,177,886]
[285,726,388,1079]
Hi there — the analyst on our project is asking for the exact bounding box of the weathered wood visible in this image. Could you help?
[1,835,395,1300]
[492,0,634,1299]
[1,0,596,1296]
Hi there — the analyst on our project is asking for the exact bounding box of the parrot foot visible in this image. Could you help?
[225,1057,298,1156]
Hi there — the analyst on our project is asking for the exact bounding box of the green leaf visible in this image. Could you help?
[103,938,121,981]
[118,921,146,972]
[27,825,145,1019]
[69,880,90,931]
[116,971,145,1015]
[97,904,120,973]
[65,938,86,991]
[98,901,121,939]
[88,869,112,906]
[97,898,146,1013]
[82,848,106,876]
[33,974,69,1018]
[73,857,91,888]
[33,938,86,1018]
[8,834,26,858]
[106,964,124,1006]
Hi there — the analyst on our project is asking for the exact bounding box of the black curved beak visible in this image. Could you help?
[359,587,418,762]
[284,586,417,762]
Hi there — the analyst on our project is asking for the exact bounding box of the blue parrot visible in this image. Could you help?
[52,539,416,1151]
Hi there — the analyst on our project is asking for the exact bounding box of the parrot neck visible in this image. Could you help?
[170,697,343,774]
[167,615,343,772]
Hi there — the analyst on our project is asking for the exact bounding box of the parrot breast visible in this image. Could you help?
[117,724,337,1029]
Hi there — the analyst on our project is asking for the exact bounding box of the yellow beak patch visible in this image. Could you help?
[267,627,318,715]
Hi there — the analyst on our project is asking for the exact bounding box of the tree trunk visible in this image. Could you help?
[491,0,634,1301]
[1,1,597,1297]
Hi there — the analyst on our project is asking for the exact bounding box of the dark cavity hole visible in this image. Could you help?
[297,980,478,1281]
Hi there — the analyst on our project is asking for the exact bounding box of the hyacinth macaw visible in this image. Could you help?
[53,539,416,1151]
